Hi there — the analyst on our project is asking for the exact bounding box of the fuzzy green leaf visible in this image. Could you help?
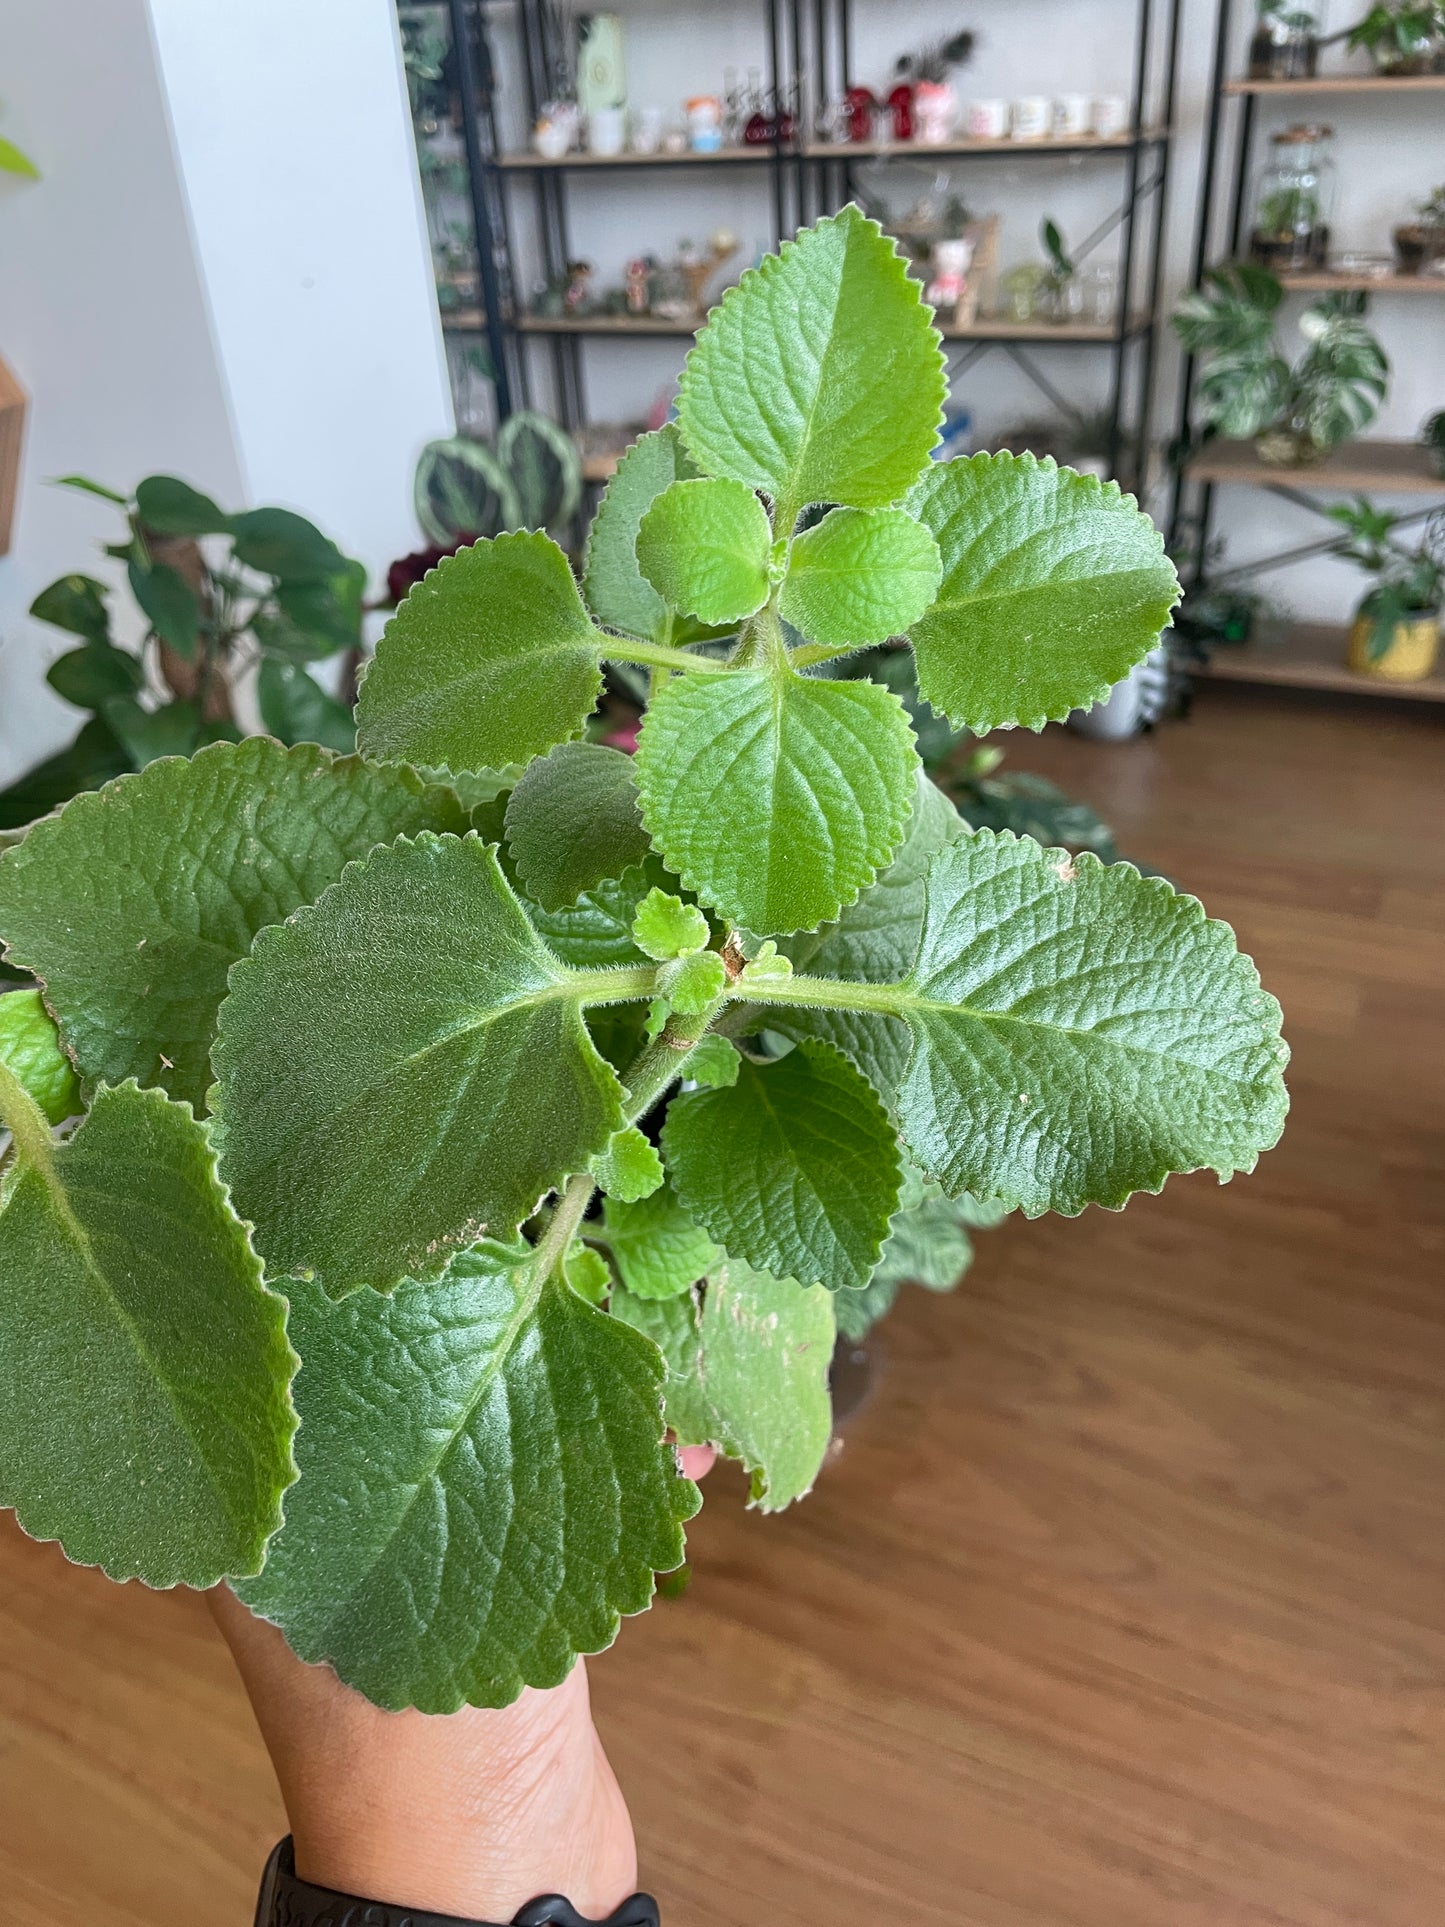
[659,949,726,1016]
[590,1124,664,1202]
[0,738,466,1109]
[527,856,677,970]
[892,833,1289,1215]
[582,426,703,644]
[237,1255,696,1711]
[835,1165,1002,1343]
[663,1038,902,1291]
[0,1078,296,1586]
[564,1242,613,1304]
[504,742,650,911]
[772,771,966,1102]
[631,889,710,962]
[686,1035,740,1089]
[357,533,604,778]
[614,1260,835,1511]
[636,479,772,626]
[0,988,80,1123]
[677,206,945,529]
[635,666,918,935]
[906,453,1181,733]
[780,507,942,649]
[212,833,632,1295]
[601,1180,721,1300]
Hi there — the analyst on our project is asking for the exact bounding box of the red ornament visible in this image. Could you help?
[887,82,915,142]
[845,85,876,144]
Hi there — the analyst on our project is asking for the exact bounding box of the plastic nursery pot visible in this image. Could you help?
[1347,611,1441,681]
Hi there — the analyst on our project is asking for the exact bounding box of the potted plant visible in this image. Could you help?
[1328,496,1444,679]
[1172,263,1389,466]
[1422,407,1445,476]
[1393,184,1445,274]
[1040,217,1081,323]
[1346,0,1445,72]
[0,209,1287,1724]
[1249,0,1322,79]
[0,477,366,831]
[893,29,975,144]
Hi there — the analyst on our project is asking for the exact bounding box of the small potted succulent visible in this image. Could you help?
[1422,408,1445,477]
[1172,263,1389,467]
[1249,0,1322,79]
[1393,184,1445,274]
[1346,0,1445,73]
[1328,496,1444,680]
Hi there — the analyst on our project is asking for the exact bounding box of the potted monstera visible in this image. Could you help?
[0,209,1287,1722]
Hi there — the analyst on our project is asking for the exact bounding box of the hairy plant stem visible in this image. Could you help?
[605,638,734,678]
[532,1172,596,1284]
[618,995,726,1124]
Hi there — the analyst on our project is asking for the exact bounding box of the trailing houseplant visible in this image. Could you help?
[1172,263,1388,466]
[0,476,365,829]
[1327,495,1444,679]
[0,208,1288,1715]
[1393,183,1445,275]
[1346,0,1445,73]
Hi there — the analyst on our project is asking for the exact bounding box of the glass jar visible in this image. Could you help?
[1248,3,1323,82]
[1248,124,1335,273]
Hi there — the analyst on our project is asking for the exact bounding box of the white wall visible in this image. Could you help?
[0,0,453,785]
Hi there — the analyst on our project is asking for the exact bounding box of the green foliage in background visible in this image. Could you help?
[0,207,1288,1714]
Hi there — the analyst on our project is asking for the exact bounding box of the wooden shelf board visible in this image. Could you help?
[514,311,1148,344]
[1187,438,1445,494]
[518,314,697,336]
[1279,271,1445,293]
[802,128,1166,159]
[498,145,771,169]
[1224,73,1445,94]
[1191,623,1445,701]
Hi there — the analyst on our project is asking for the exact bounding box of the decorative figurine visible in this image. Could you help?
[686,95,724,153]
[845,85,877,144]
[563,259,595,313]
[533,99,579,160]
[887,82,915,143]
[894,29,974,145]
[926,235,976,316]
[624,257,651,314]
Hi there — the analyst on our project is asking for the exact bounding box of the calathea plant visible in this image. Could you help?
[0,207,1289,1714]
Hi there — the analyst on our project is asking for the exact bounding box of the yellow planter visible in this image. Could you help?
[1347,612,1440,683]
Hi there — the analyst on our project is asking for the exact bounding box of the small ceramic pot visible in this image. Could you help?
[1092,94,1129,138]
[1052,93,1091,137]
[586,107,627,156]
[966,97,1009,139]
[1011,95,1050,141]
[1347,612,1440,682]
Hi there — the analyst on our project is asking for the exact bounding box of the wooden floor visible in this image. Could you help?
[2,685,1442,1926]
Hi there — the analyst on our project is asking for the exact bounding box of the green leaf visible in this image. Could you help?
[772,770,965,1101]
[614,1259,835,1511]
[663,1038,902,1291]
[659,949,726,1016]
[256,658,357,753]
[891,833,1289,1215]
[357,532,603,779]
[0,738,467,1108]
[46,641,144,709]
[677,205,945,530]
[635,666,918,935]
[0,716,132,832]
[0,987,80,1123]
[212,833,634,1295]
[236,1256,696,1711]
[737,939,793,987]
[267,562,367,656]
[526,855,677,969]
[835,1163,1000,1342]
[906,453,1181,733]
[631,888,710,962]
[53,474,129,505]
[0,136,41,180]
[134,475,231,536]
[601,1179,721,1300]
[127,558,200,656]
[686,1034,740,1088]
[582,426,703,643]
[504,742,650,911]
[30,573,112,644]
[780,507,942,650]
[229,506,347,582]
[565,1242,613,1304]
[590,1124,664,1202]
[100,695,202,765]
[636,478,772,626]
[0,1077,296,1586]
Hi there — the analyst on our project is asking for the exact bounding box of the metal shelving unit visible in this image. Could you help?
[422,0,1182,487]
[1168,7,1445,701]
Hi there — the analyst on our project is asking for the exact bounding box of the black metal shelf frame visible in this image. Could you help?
[430,0,1183,488]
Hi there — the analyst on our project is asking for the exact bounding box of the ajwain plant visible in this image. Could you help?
[0,208,1288,1714]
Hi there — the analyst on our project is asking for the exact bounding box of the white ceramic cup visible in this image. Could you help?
[1011,96,1051,141]
[1052,93,1092,137]
[631,104,666,153]
[1092,94,1129,138]
[966,97,1009,139]
[586,106,627,156]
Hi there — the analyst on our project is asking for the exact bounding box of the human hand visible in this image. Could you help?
[210,1442,714,1924]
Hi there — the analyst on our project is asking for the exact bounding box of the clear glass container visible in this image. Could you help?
[1248,124,1335,273]
[1248,3,1323,82]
